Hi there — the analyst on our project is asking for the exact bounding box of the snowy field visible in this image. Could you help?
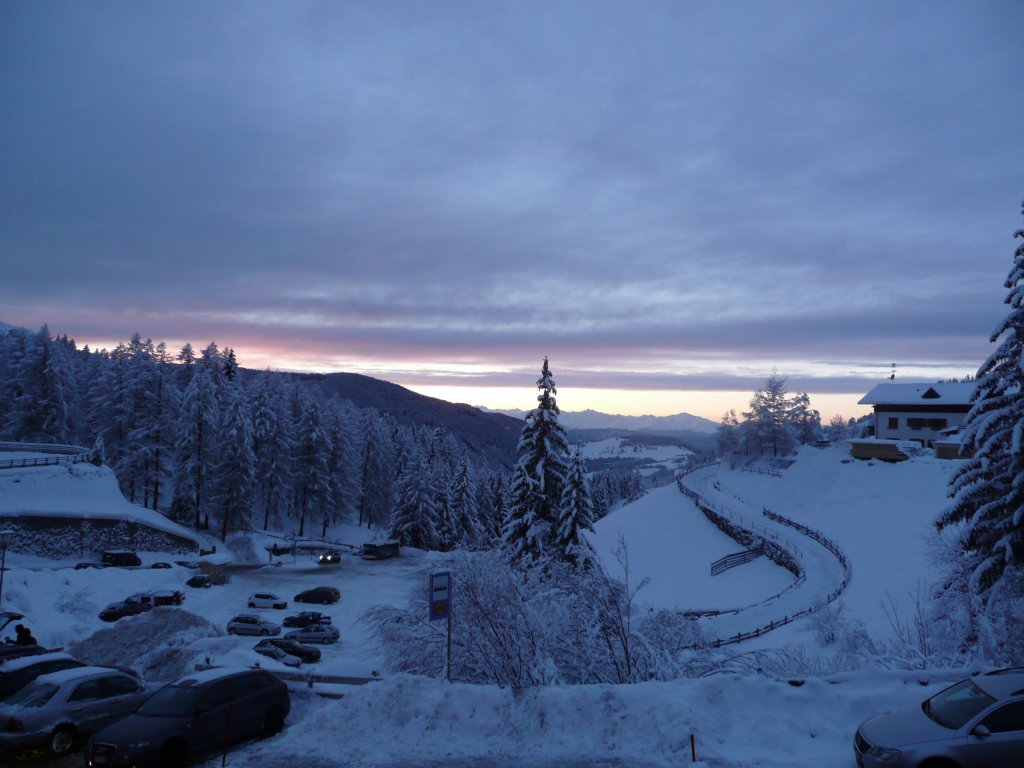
[0,443,976,766]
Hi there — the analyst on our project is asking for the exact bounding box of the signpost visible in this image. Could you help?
[429,571,452,681]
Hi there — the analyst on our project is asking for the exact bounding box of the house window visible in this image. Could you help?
[907,417,948,430]
[907,418,926,430]
[927,418,947,429]
[887,417,898,429]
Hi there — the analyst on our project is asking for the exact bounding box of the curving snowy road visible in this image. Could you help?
[680,464,850,646]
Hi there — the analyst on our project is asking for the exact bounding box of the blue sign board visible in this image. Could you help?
[429,570,451,621]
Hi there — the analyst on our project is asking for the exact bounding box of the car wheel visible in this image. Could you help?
[261,705,286,737]
[261,629,269,636]
[160,738,188,768]
[228,627,237,635]
[248,602,256,608]
[49,725,75,755]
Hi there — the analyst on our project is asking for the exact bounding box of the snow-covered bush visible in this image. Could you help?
[362,548,705,688]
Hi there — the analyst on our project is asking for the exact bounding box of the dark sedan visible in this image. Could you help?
[256,637,321,663]
[282,611,331,628]
[85,667,290,767]
[294,586,340,605]
[98,601,153,622]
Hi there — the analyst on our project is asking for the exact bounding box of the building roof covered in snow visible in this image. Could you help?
[858,381,976,407]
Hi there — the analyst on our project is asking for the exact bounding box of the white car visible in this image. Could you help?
[226,614,280,637]
[247,592,287,610]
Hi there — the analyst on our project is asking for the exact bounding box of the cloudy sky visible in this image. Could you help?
[2,1,1021,420]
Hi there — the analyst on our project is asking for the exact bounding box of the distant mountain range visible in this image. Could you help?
[483,407,719,434]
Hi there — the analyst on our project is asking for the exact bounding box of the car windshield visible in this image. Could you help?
[137,685,202,717]
[7,682,59,708]
[925,680,997,729]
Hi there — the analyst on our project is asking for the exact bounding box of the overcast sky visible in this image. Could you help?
[1,1,1021,419]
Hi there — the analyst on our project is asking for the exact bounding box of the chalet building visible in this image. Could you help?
[854,381,975,459]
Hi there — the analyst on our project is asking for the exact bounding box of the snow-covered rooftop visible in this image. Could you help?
[858,380,975,406]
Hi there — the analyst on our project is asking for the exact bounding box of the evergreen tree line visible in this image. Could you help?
[714,371,823,458]
[0,328,638,547]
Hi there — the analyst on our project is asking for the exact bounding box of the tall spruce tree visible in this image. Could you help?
[939,205,1024,605]
[211,379,256,540]
[555,446,597,566]
[502,357,569,565]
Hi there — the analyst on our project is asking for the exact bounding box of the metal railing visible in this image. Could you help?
[0,442,92,471]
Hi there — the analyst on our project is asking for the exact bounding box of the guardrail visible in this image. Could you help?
[0,454,92,471]
[195,662,380,698]
[740,466,782,477]
[710,548,763,576]
[0,442,93,471]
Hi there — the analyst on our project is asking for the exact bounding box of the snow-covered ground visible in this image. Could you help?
[0,442,973,766]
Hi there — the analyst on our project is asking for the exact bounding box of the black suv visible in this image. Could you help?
[86,667,290,767]
[256,637,321,663]
[294,586,340,605]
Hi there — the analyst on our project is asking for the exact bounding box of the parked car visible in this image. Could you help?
[854,667,1024,767]
[317,551,341,566]
[360,540,400,559]
[101,551,142,567]
[253,644,302,668]
[0,665,148,755]
[85,667,290,767]
[73,562,106,570]
[186,574,212,589]
[150,562,173,569]
[174,560,199,569]
[255,637,321,664]
[150,589,185,607]
[0,652,85,703]
[247,592,288,610]
[226,615,280,637]
[99,601,153,622]
[282,611,331,628]
[284,623,340,645]
[294,586,340,605]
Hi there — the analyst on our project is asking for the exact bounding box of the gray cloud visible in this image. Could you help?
[1,0,1020,399]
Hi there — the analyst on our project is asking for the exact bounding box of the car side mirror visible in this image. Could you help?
[972,724,991,739]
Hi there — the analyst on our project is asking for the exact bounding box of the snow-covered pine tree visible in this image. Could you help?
[500,463,539,563]
[939,205,1024,608]
[211,379,256,540]
[5,326,73,443]
[741,371,796,457]
[357,412,395,528]
[450,450,480,548]
[502,357,570,565]
[715,409,740,457]
[249,373,293,531]
[324,403,359,535]
[170,360,220,529]
[555,446,597,566]
[388,446,440,549]
[788,392,821,445]
[294,401,332,538]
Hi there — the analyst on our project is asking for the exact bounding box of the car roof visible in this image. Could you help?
[174,666,268,686]
[974,670,1024,700]
[0,652,78,673]
[35,665,134,686]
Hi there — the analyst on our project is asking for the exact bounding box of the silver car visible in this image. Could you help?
[855,668,1024,767]
[0,665,147,756]
[226,614,280,637]
[284,623,340,644]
